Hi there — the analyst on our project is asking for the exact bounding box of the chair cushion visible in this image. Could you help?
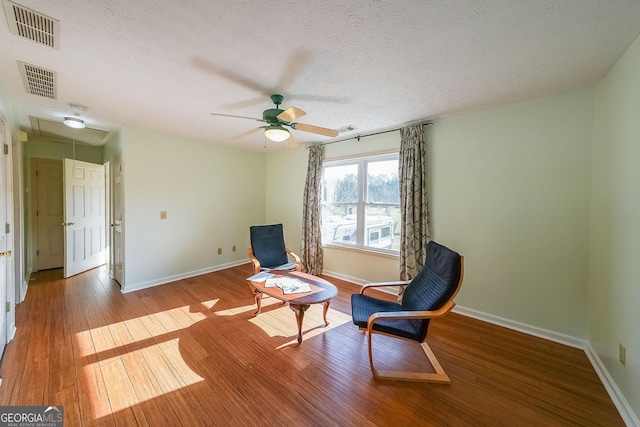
[351,241,461,343]
[402,241,461,313]
[351,293,426,341]
[250,224,289,269]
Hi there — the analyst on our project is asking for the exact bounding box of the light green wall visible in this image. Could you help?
[267,89,595,338]
[430,88,595,337]
[25,139,103,164]
[122,127,266,289]
[590,33,640,416]
[265,146,307,250]
[102,128,125,163]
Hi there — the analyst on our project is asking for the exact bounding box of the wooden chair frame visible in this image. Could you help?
[359,256,464,383]
[247,247,301,274]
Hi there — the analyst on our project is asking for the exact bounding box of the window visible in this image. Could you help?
[321,154,400,253]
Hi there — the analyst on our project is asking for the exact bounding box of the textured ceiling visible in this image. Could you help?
[1,0,640,151]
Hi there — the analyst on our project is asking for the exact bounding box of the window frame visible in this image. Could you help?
[320,152,400,256]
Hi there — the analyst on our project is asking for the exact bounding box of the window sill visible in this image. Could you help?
[322,243,399,260]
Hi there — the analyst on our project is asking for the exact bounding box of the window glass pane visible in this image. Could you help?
[321,155,400,253]
[366,159,399,203]
[321,204,358,246]
[365,205,399,250]
[322,163,358,204]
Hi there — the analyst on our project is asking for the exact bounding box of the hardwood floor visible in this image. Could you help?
[0,264,624,426]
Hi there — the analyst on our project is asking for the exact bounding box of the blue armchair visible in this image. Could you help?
[248,224,301,274]
[351,241,464,383]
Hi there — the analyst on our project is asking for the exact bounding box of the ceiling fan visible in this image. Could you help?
[211,94,339,148]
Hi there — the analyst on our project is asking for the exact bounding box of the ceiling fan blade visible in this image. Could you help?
[232,127,263,140]
[278,107,306,123]
[292,123,339,138]
[285,134,298,150]
[210,113,265,122]
[192,57,271,95]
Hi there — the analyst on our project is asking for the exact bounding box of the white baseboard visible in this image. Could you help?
[322,270,399,296]
[452,305,586,349]
[122,259,251,293]
[453,305,638,426]
[20,269,31,303]
[122,265,639,424]
[321,271,638,424]
[583,342,640,427]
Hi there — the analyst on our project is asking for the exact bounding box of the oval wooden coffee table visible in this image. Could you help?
[248,271,338,343]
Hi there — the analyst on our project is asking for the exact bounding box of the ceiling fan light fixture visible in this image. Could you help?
[63,116,85,129]
[264,125,290,142]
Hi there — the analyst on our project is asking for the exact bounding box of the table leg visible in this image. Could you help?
[290,303,310,343]
[323,301,331,327]
[253,289,263,315]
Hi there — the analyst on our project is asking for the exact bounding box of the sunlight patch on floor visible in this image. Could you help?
[76,301,220,418]
[242,298,352,343]
[82,337,205,416]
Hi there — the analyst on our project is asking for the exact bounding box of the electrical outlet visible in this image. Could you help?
[160,211,167,219]
[232,245,236,252]
[217,248,222,255]
[619,343,626,366]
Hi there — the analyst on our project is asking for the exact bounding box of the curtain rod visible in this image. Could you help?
[308,118,437,148]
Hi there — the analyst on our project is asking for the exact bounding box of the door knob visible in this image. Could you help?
[0,251,11,257]
[62,222,75,226]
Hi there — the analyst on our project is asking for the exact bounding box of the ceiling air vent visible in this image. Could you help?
[337,125,357,133]
[2,0,60,49]
[18,61,57,99]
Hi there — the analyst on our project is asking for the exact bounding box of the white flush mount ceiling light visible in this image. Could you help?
[63,116,85,129]
[264,125,290,142]
[63,103,88,129]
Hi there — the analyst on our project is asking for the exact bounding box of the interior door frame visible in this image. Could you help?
[30,158,64,272]
[0,115,16,365]
[108,154,124,287]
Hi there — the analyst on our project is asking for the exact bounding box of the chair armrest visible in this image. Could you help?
[286,248,302,271]
[360,281,411,295]
[247,247,261,274]
[366,301,456,332]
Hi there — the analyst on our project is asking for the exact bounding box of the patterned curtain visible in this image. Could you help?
[398,124,431,302]
[300,145,324,275]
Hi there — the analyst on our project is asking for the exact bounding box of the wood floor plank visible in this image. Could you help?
[0,264,625,426]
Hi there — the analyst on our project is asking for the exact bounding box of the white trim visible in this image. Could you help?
[322,269,398,295]
[454,305,638,425]
[321,275,639,424]
[122,259,251,293]
[453,305,585,349]
[323,243,399,259]
[8,323,15,342]
[21,268,30,303]
[321,269,367,287]
[584,342,640,427]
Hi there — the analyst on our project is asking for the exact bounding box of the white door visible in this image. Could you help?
[63,159,106,278]
[0,119,9,359]
[111,156,124,285]
[35,160,64,270]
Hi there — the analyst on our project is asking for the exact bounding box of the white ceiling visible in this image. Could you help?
[1,0,640,151]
